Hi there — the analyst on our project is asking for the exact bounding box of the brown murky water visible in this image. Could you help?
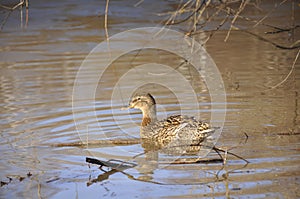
[1,0,299,198]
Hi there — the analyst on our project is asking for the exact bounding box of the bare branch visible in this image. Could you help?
[224,0,249,42]
[265,49,300,91]
[104,0,110,40]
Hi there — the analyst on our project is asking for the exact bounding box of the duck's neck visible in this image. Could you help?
[141,105,157,127]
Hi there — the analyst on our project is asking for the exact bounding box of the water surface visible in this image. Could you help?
[0,0,299,198]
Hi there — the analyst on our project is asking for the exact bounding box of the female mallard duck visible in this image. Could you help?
[124,93,215,149]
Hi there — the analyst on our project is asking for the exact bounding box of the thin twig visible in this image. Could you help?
[213,146,250,164]
[253,0,288,27]
[235,25,300,49]
[161,0,194,27]
[0,0,28,31]
[104,0,110,40]
[224,0,249,42]
[265,25,300,34]
[167,0,207,25]
[134,0,144,7]
[192,2,227,31]
[264,49,299,91]
[25,0,28,28]
[0,10,13,30]
[188,0,211,35]
[216,3,293,35]
[191,7,230,45]
[0,1,24,10]
[243,132,249,144]
[224,147,228,165]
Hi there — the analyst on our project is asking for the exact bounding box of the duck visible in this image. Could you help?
[123,93,216,151]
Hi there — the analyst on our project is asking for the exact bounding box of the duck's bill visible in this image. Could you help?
[120,106,132,110]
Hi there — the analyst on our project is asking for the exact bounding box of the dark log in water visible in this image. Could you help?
[52,138,141,147]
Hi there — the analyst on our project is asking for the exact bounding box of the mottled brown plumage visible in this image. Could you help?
[125,93,216,151]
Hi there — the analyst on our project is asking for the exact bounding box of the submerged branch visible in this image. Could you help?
[265,25,300,34]
[161,157,223,164]
[86,144,249,185]
[241,28,300,50]
[86,157,137,169]
[52,138,140,147]
[213,146,250,164]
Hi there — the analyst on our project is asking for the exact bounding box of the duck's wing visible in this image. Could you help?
[150,115,214,145]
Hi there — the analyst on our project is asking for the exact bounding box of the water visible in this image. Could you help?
[0,0,299,198]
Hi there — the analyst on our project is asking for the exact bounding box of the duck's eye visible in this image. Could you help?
[132,97,141,103]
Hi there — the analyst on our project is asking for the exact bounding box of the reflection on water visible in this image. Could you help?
[0,0,299,198]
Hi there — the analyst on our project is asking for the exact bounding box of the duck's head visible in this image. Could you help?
[122,93,157,126]
[126,93,156,111]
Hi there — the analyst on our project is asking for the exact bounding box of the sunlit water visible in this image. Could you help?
[0,0,299,198]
